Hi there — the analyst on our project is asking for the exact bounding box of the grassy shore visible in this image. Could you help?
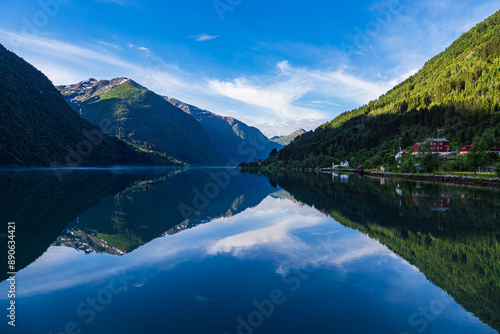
[239,166,500,188]
[326,169,500,188]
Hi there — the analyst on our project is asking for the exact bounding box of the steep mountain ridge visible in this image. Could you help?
[58,79,228,165]
[58,77,142,103]
[0,44,167,166]
[270,128,307,146]
[165,97,283,162]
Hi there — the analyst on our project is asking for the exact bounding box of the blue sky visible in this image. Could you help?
[0,0,499,136]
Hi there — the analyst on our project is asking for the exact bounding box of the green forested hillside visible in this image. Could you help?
[270,10,500,168]
[59,79,227,165]
[0,44,169,166]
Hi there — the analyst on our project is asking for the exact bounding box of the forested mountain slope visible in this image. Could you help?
[0,44,167,167]
[59,79,227,166]
[272,10,500,168]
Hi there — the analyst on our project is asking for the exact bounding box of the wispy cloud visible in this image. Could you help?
[310,101,342,107]
[208,59,406,123]
[355,0,500,81]
[192,33,219,42]
[127,43,150,52]
[0,29,214,102]
[2,0,494,138]
[96,0,138,7]
[7,195,396,298]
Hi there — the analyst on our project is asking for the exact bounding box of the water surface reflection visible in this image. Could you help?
[0,169,498,334]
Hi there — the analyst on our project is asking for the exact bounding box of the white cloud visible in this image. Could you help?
[0,30,328,136]
[0,29,207,96]
[5,0,490,139]
[98,40,122,49]
[209,77,322,120]
[0,23,428,138]
[127,43,150,52]
[254,119,327,138]
[192,33,219,42]
[310,101,342,107]
[361,0,500,81]
[4,196,323,297]
[97,0,138,7]
[208,60,401,124]
[207,215,322,256]
[5,195,399,298]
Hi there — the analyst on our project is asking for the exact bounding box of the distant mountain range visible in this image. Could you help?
[57,78,227,165]
[270,129,307,146]
[0,44,169,167]
[0,42,282,167]
[165,97,283,162]
[58,79,281,165]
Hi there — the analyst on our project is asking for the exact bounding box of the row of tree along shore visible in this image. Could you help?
[238,166,500,188]
[241,138,500,177]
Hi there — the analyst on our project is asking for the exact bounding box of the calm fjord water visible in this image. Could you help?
[0,168,499,334]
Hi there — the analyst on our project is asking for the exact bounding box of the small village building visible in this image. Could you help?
[395,150,409,159]
[460,144,473,155]
[412,143,421,154]
[487,148,500,154]
[412,138,451,154]
[428,138,451,153]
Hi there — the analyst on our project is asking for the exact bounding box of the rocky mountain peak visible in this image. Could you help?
[56,77,142,103]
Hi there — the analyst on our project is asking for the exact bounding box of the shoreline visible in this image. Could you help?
[240,167,500,188]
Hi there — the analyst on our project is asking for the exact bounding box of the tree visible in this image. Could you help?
[372,154,383,167]
[495,162,500,177]
[384,152,396,167]
[485,151,499,165]
[268,148,278,158]
[401,153,417,173]
[466,136,487,173]
[419,142,438,173]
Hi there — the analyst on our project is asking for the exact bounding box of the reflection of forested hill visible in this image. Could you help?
[56,169,277,253]
[251,170,500,332]
[0,170,147,282]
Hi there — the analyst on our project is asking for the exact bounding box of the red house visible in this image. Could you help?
[428,138,451,153]
[460,144,472,155]
[412,142,421,154]
[460,145,500,155]
[413,138,451,154]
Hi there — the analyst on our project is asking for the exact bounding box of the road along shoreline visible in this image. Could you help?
[239,167,500,188]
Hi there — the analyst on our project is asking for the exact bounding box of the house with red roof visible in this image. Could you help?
[413,138,451,154]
